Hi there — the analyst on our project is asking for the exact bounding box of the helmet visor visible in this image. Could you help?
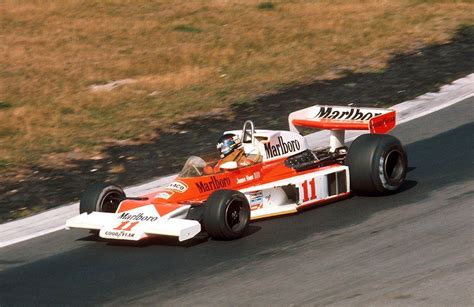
[219,139,235,157]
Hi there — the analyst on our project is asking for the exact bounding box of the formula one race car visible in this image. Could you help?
[66,105,407,242]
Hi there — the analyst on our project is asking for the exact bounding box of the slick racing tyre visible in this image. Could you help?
[79,183,125,214]
[346,134,407,195]
[203,190,250,240]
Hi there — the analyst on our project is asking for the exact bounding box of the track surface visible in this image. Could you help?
[0,98,473,306]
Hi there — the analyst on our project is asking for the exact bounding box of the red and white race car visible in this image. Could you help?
[66,105,407,242]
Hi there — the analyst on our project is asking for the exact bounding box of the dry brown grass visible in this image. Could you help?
[0,0,472,171]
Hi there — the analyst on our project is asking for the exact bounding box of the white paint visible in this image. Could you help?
[0,74,473,248]
[329,130,345,152]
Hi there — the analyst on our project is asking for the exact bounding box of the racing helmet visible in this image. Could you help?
[217,134,242,159]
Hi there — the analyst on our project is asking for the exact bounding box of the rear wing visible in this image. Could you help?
[289,105,396,151]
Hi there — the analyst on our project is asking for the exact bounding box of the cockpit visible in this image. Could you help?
[178,120,263,178]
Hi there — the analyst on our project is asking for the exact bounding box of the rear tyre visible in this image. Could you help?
[203,190,250,240]
[346,134,407,195]
[79,183,125,214]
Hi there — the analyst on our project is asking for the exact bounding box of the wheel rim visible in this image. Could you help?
[100,191,124,213]
[225,198,247,232]
[384,149,404,182]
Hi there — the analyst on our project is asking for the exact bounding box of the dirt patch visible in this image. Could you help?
[0,26,473,223]
[89,79,137,92]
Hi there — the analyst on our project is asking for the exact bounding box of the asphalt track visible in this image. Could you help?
[0,98,473,306]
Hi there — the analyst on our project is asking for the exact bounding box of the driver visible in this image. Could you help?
[203,134,256,174]
[217,133,255,167]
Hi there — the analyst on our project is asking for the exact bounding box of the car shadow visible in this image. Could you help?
[349,179,418,197]
[397,179,418,193]
[76,225,262,247]
[77,232,208,248]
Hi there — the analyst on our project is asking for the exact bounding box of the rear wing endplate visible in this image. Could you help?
[289,105,396,151]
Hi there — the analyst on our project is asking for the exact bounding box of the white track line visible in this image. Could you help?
[1,74,473,248]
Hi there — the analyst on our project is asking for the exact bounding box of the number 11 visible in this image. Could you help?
[302,178,317,202]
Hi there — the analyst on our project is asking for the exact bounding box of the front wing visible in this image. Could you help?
[66,212,201,242]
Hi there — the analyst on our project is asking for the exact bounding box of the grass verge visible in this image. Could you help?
[0,0,473,173]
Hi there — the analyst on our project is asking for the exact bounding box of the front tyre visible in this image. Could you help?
[346,134,407,195]
[203,190,250,240]
[79,183,125,214]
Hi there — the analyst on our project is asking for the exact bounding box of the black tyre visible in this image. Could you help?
[203,190,250,240]
[346,134,407,195]
[79,183,125,214]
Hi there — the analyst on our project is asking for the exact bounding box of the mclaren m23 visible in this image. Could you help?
[66,105,407,242]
